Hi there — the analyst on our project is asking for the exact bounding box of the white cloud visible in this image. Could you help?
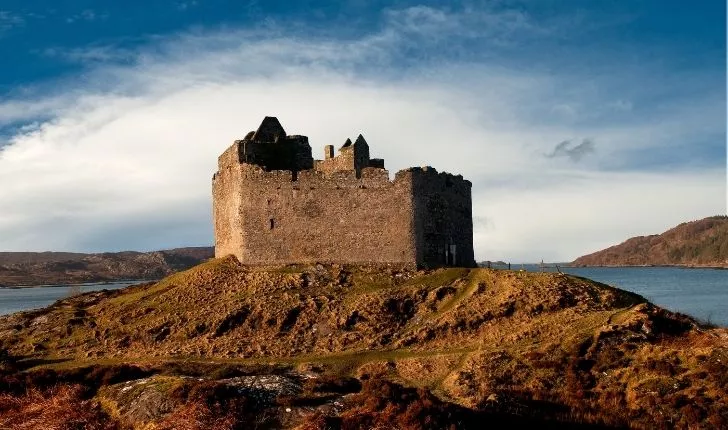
[0,6,724,260]
[474,169,726,262]
[0,10,24,34]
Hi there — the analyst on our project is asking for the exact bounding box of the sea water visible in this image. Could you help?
[523,266,728,327]
[0,282,138,316]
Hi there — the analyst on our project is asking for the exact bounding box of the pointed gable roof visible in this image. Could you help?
[354,134,368,147]
[340,138,353,149]
[252,116,286,142]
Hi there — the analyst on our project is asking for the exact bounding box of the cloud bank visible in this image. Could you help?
[0,5,724,262]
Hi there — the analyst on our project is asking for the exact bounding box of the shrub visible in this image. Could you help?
[0,385,117,430]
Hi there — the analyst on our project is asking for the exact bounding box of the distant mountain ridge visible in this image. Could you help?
[0,247,214,286]
[572,216,728,267]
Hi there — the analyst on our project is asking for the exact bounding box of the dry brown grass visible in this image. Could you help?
[0,385,116,430]
[0,260,725,428]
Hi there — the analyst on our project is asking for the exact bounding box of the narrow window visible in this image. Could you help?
[269,218,275,230]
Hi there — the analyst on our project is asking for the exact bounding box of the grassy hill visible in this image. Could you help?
[572,216,728,267]
[0,247,214,286]
[0,258,726,428]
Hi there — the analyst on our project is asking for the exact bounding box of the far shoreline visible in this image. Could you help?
[566,264,728,270]
[2,264,726,289]
[0,279,153,289]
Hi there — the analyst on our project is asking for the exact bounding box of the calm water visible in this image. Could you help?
[519,265,728,327]
[0,268,726,326]
[0,282,138,316]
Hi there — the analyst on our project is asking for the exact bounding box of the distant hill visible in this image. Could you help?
[572,216,728,267]
[0,247,214,286]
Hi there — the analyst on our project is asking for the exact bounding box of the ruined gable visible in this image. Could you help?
[252,116,286,142]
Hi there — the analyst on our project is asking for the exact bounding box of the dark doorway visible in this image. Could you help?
[445,244,457,266]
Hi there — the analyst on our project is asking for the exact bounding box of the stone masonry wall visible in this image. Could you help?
[213,164,418,266]
[410,167,476,267]
[213,162,245,259]
[314,148,356,175]
[314,136,372,178]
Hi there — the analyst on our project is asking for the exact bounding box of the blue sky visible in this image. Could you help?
[0,1,725,261]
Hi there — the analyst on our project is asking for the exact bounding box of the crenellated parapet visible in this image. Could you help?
[400,166,473,197]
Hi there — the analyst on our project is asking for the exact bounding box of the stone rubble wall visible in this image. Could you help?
[214,164,418,265]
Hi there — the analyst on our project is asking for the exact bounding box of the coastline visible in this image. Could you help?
[0,279,152,289]
[567,264,728,270]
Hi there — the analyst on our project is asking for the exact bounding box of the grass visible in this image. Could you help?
[428,351,474,404]
[394,269,484,338]
[402,268,470,289]
[30,346,475,378]
[4,261,726,429]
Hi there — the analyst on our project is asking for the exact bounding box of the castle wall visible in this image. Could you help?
[410,167,476,267]
[213,164,418,266]
[314,149,356,175]
[314,137,372,177]
[212,163,246,259]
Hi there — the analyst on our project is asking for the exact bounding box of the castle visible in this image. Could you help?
[213,117,475,268]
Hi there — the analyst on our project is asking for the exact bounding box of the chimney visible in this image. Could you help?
[324,145,335,160]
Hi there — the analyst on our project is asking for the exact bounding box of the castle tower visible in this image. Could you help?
[217,116,313,173]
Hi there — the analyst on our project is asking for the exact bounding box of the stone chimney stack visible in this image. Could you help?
[324,145,335,160]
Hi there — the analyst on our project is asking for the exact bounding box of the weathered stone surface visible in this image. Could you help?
[213,117,475,268]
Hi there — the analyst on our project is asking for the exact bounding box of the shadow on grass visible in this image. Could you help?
[14,356,73,372]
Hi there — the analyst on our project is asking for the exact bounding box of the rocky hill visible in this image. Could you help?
[572,216,728,267]
[0,258,725,429]
[0,247,214,286]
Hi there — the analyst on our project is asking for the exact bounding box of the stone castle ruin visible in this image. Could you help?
[213,117,475,268]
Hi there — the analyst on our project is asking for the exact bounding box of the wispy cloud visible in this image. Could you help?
[177,1,199,11]
[41,45,135,64]
[607,99,633,112]
[546,139,596,162]
[0,10,24,34]
[0,5,723,260]
[383,5,547,41]
[66,9,106,24]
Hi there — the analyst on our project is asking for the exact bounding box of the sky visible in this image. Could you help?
[0,0,725,262]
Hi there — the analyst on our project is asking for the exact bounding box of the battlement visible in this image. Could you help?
[217,159,471,195]
[213,117,475,268]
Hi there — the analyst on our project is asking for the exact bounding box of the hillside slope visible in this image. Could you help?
[0,247,214,286]
[0,258,726,428]
[572,216,728,267]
